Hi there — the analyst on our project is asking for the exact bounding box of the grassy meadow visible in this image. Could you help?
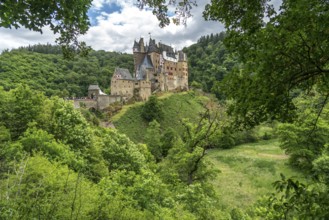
[206,139,303,212]
[112,91,211,143]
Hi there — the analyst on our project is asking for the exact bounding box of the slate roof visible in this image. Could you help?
[114,68,133,80]
[88,84,107,95]
[140,55,154,69]
[136,55,154,80]
[133,40,139,48]
[88,85,101,90]
[148,38,160,53]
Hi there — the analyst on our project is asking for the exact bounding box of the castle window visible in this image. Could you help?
[171,67,173,70]
[135,82,138,85]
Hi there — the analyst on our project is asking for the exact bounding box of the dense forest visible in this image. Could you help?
[0,44,133,97]
[183,32,238,99]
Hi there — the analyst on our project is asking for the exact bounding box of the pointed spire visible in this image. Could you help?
[139,37,145,52]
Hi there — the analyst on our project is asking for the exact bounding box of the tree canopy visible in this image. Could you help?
[136,0,197,26]
[203,0,329,127]
[0,0,92,56]
[0,45,133,96]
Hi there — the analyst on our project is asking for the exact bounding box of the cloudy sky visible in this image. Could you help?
[0,0,224,53]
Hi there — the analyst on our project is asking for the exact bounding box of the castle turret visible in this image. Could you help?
[133,38,147,77]
[148,38,159,53]
[139,38,145,52]
[133,40,139,52]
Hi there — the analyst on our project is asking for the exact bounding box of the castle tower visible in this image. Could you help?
[139,38,145,52]
[133,38,147,78]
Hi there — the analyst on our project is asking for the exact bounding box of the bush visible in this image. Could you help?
[234,129,259,145]
[141,95,164,122]
[214,128,259,149]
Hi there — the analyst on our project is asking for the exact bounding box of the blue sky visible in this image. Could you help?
[0,0,224,53]
[88,2,122,26]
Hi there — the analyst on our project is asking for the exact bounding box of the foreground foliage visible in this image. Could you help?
[0,0,92,57]
[241,92,328,219]
[0,86,223,219]
[204,0,329,128]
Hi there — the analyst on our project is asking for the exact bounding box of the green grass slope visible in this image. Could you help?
[206,139,303,212]
[112,91,210,143]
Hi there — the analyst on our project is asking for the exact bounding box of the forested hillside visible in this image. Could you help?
[0,35,235,99]
[183,32,238,98]
[0,44,133,97]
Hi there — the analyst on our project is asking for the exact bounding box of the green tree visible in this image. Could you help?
[136,0,197,27]
[254,174,329,219]
[0,47,133,96]
[1,85,45,140]
[277,92,329,171]
[203,0,329,127]
[160,128,177,158]
[101,129,146,173]
[162,111,220,185]
[41,97,92,151]
[183,32,237,96]
[141,95,164,122]
[0,0,92,56]
[0,155,99,219]
[19,124,83,169]
[145,120,163,161]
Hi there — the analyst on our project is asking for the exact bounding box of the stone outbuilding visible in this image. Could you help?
[88,84,107,99]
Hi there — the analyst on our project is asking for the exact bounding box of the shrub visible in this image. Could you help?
[141,95,164,122]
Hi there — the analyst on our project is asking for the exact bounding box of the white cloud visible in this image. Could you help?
[0,0,224,53]
[81,0,223,53]
[0,27,58,52]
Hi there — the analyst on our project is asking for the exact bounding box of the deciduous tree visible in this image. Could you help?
[0,0,92,57]
[203,0,329,127]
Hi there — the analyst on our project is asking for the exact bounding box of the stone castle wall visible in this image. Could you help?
[111,78,152,101]
[97,95,121,109]
[111,79,135,98]
[73,95,121,110]
[135,80,151,101]
[73,99,97,109]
